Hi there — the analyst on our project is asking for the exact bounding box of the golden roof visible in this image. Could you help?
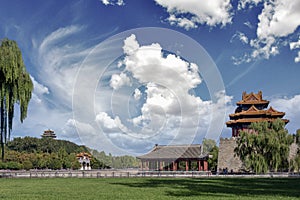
[76,152,91,158]
[229,105,285,118]
[226,118,289,126]
[236,91,269,105]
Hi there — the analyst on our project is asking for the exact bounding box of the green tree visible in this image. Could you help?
[296,129,300,145]
[22,160,33,170]
[234,119,293,174]
[202,138,216,154]
[202,138,218,171]
[207,146,219,171]
[0,38,33,159]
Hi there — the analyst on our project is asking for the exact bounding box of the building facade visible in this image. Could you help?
[137,144,209,171]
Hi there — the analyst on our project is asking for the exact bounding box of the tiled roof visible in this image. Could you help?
[236,91,269,105]
[229,105,285,118]
[226,118,289,126]
[137,144,207,160]
[76,152,91,158]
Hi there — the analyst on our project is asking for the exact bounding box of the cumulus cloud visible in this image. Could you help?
[155,0,233,29]
[103,34,232,147]
[256,0,300,40]
[101,0,124,6]
[110,73,131,90]
[234,0,300,64]
[95,112,129,132]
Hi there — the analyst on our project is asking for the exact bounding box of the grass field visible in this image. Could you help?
[0,177,299,200]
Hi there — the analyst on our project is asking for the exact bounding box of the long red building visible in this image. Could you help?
[226,91,289,137]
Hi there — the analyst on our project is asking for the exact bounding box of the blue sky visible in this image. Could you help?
[0,0,300,155]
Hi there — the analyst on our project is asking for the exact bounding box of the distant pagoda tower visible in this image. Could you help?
[41,129,57,139]
[226,91,289,137]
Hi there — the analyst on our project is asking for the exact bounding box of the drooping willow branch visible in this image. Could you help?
[0,38,33,160]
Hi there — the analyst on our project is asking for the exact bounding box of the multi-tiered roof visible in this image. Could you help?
[226,91,289,137]
[41,129,57,138]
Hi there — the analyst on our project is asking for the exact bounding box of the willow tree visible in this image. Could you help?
[234,119,293,174]
[0,38,33,160]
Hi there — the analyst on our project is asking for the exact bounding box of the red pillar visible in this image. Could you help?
[198,160,201,171]
[185,161,189,171]
[204,161,208,171]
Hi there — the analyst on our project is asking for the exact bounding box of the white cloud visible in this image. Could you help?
[36,25,91,107]
[167,14,198,30]
[30,75,49,96]
[250,36,279,59]
[101,0,124,6]
[234,0,300,64]
[134,88,142,100]
[290,38,300,50]
[96,112,130,133]
[13,25,104,146]
[122,34,139,55]
[101,35,232,147]
[155,0,233,28]
[238,0,263,10]
[256,0,300,40]
[110,73,131,90]
[30,75,49,104]
[244,21,254,29]
[271,94,300,133]
[231,32,249,44]
[295,52,300,63]
[290,37,300,63]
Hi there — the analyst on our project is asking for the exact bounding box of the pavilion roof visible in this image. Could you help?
[229,105,285,118]
[236,91,269,105]
[226,118,289,126]
[137,144,208,160]
[76,152,91,158]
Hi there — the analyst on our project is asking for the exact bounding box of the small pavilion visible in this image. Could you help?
[41,129,57,139]
[76,152,91,170]
[137,144,209,171]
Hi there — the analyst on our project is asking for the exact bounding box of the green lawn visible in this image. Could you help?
[0,177,299,200]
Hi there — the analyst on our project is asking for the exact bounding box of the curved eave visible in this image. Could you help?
[229,112,285,118]
[226,118,289,127]
[236,101,269,105]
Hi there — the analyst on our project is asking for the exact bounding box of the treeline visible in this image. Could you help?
[90,149,139,169]
[0,136,139,170]
[0,137,107,170]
